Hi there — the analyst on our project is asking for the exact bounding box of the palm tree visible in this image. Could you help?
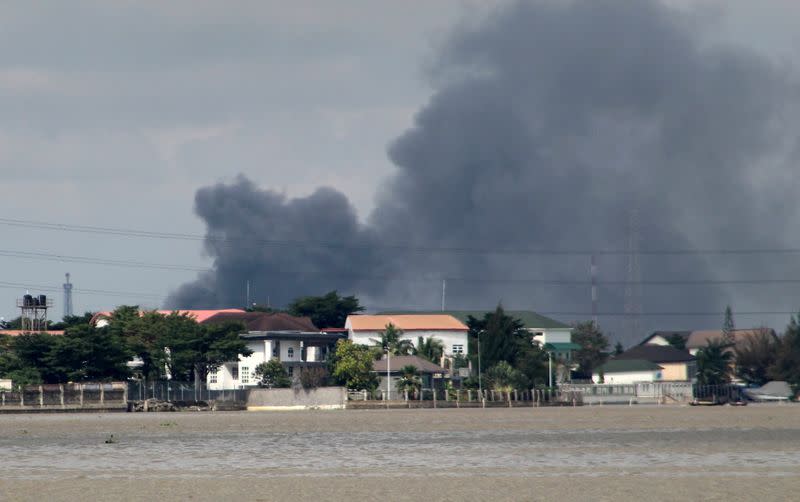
[413,336,444,363]
[396,364,422,394]
[696,339,733,385]
[370,323,413,357]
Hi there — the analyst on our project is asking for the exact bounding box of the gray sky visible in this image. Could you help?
[1,0,799,333]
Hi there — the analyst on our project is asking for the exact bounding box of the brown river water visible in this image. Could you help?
[1,405,799,501]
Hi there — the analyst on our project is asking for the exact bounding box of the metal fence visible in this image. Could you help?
[560,382,746,404]
[127,380,247,403]
[692,384,746,403]
[347,387,581,406]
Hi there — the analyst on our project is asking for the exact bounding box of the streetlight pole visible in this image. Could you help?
[548,351,553,388]
[477,334,482,396]
[387,348,391,401]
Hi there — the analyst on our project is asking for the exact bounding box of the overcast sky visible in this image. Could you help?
[1,0,799,326]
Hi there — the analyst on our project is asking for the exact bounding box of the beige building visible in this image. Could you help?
[612,345,696,382]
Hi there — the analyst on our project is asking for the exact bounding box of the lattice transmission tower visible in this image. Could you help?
[623,208,642,341]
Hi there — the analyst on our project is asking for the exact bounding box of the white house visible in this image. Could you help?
[208,329,346,390]
[377,310,579,361]
[592,359,663,384]
[203,312,346,390]
[345,314,469,357]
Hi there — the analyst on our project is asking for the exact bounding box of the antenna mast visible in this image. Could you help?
[590,255,598,328]
[623,208,642,341]
[63,273,74,318]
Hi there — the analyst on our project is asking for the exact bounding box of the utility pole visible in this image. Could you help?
[441,279,446,311]
[477,334,482,395]
[386,348,391,402]
[590,255,598,328]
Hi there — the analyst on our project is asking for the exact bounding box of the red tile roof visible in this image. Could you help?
[90,309,246,326]
[347,314,467,331]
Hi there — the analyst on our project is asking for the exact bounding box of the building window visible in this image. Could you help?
[452,344,464,354]
[287,366,294,376]
[287,347,294,359]
[272,346,278,357]
[241,366,250,384]
[209,369,218,384]
[231,366,239,381]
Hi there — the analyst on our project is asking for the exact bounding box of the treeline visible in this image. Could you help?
[0,306,249,387]
[694,314,800,389]
[325,305,610,393]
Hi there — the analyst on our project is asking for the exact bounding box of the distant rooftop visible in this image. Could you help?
[377,310,570,330]
[596,359,663,374]
[615,344,695,363]
[347,314,467,331]
[372,355,445,374]
[205,311,319,332]
[91,309,245,326]
[0,330,65,337]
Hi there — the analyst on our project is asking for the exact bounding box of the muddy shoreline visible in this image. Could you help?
[2,405,799,501]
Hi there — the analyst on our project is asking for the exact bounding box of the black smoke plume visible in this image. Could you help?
[167,0,800,343]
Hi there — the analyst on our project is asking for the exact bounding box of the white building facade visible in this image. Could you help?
[207,331,346,390]
[345,315,469,357]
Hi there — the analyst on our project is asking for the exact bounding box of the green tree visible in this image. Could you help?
[665,333,687,350]
[413,336,444,363]
[371,323,413,356]
[254,358,291,388]
[48,324,132,382]
[8,332,59,382]
[148,312,206,381]
[1,317,22,330]
[735,327,778,386]
[0,326,132,384]
[467,305,547,386]
[48,312,95,331]
[108,308,250,383]
[696,339,732,385]
[613,341,624,355]
[572,321,609,374]
[330,339,378,390]
[485,361,528,391]
[106,306,164,379]
[395,364,422,394]
[0,334,43,386]
[467,305,526,368]
[287,291,364,329]
[723,305,735,345]
[768,313,800,390]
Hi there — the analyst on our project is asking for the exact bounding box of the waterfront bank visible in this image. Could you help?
[1,405,799,500]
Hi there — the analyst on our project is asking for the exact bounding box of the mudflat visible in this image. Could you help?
[1,405,799,501]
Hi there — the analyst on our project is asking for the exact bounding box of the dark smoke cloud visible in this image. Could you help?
[167,0,800,343]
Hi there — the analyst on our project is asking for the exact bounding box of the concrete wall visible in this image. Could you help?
[531,328,572,345]
[209,339,323,390]
[246,386,347,410]
[0,382,128,412]
[592,370,661,384]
